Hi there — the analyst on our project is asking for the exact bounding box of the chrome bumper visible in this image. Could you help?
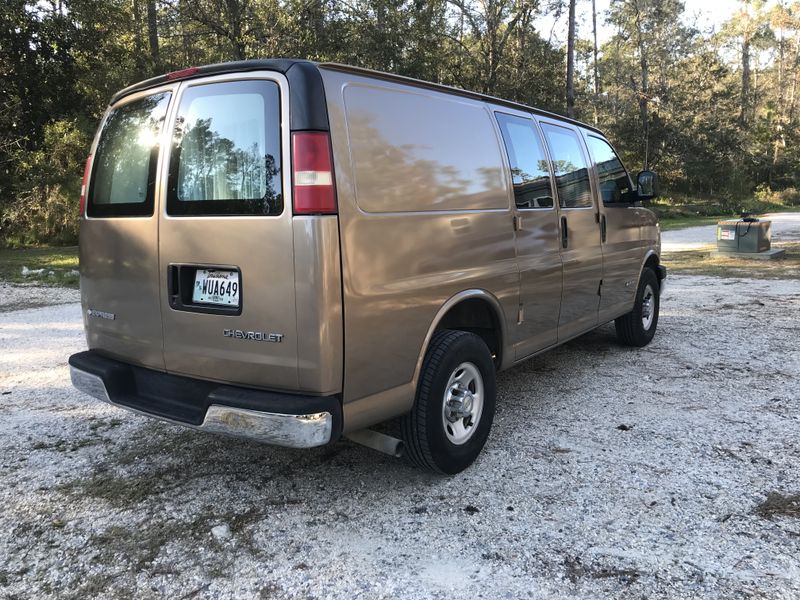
[70,366,334,448]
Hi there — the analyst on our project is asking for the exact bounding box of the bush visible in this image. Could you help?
[0,118,89,247]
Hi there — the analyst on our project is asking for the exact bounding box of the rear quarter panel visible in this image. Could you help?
[320,68,519,428]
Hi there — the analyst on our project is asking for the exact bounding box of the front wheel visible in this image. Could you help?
[615,268,660,347]
[401,330,496,474]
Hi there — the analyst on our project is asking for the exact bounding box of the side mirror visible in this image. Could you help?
[636,170,659,200]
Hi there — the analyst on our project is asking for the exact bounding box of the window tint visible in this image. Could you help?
[586,135,632,204]
[88,92,171,217]
[167,80,282,216]
[540,123,593,209]
[495,113,554,209]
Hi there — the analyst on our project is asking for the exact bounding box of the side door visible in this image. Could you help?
[583,133,647,320]
[494,112,563,359]
[157,72,301,391]
[538,119,603,341]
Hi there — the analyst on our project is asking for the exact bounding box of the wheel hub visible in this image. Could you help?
[446,387,474,421]
[442,362,484,445]
[641,284,655,330]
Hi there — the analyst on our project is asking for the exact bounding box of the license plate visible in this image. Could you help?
[192,269,240,306]
[720,229,735,240]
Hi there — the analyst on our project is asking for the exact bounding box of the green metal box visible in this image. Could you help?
[717,220,772,253]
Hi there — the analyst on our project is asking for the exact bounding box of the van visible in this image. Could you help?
[69,59,666,473]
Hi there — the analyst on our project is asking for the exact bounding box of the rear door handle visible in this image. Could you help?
[601,214,607,243]
[561,216,568,248]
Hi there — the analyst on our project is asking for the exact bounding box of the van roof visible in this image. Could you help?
[110,58,603,136]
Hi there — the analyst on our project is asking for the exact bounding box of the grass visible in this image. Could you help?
[663,242,800,279]
[658,214,732,231]
[0,246,79,288]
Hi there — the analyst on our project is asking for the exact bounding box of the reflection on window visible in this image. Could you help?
[586,135,631,204]
[90,92,170,211]
[541,124,593,209]
[168,81,282,216]
[496,113,554,209]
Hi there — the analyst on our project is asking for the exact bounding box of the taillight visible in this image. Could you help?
[292,131,336,214]
[166,67,199,81]
[79,155,92,216]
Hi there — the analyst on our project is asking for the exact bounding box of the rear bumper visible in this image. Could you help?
[68,350,341,448]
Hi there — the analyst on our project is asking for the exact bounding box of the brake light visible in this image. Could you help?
[292,131,336,214]
[166,67,199,81]
[79,155,92,216]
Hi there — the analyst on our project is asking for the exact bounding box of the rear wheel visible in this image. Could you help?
[615,268,660,347]
[401,330,496,474]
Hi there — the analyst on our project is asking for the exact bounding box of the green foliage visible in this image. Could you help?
[1,0,799,247]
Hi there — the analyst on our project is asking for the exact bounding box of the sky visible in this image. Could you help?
[536,0,752,46]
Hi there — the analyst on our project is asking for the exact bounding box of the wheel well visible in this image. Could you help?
[644,254,659,273]
[434,298,502,367]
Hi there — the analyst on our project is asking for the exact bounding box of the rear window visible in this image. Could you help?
[167,80,283,216]
[88,92,171,217]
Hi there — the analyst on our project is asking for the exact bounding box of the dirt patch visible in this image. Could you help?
[754,492,800,519]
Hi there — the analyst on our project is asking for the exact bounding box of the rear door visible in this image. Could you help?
[158,72,300,390]
[538,119,603,341]
[81,86,175,369]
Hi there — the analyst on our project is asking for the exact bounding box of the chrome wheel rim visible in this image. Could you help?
[442,362,484,445]
[641,284,655,330]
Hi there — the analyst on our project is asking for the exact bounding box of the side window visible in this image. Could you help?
[88,92,171,217]
[586,135,632,204]
[495,113,554,209]
[167,80,282,216]
[540,123,593,209]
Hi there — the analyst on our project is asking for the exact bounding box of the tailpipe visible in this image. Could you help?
[346,429,404,458]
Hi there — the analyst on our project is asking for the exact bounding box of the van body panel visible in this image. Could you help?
[321,67,518,405]
[80,219,165,370]
[597,206,647,320]
[292,215,344,394]
[157,72,305,391]
[80,84,177,371]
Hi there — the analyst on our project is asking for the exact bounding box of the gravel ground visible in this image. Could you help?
[1,276,799,599]
[663,212,800,251]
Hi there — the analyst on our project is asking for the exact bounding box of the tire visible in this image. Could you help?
[401,329,496,474]
[615,268,660,347]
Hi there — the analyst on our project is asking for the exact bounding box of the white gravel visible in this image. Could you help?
[662,212,800,251]
[1,276,799,599]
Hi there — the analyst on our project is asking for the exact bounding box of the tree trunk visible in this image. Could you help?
[591,0,599,124]
[740,35,751,126]
[147,0,160,73]
[635,6,649,170]
[566,0,576,118]
[132,0,146,78]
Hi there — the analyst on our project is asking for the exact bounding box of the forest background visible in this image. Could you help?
[2,0,798,246]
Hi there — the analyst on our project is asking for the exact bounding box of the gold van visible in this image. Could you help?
[69,60,666,473]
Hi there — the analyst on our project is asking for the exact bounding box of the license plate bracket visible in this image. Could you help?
[168,264,243,316]
[192,269,241,307]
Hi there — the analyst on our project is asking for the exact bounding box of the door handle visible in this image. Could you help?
[601,214,607,243]
[561,216,568,248]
